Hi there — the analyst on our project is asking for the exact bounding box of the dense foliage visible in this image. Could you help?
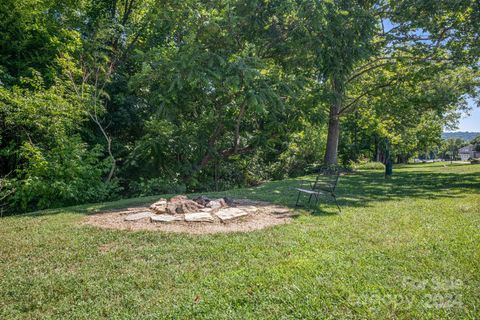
[1,0,479,213]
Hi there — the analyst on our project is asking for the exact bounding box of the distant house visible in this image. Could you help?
[459,145,480,161]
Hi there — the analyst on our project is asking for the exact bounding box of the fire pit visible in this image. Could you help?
[126,195,261,223]
[83,195,295,234]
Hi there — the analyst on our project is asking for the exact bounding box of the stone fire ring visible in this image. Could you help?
[83,197,295,235]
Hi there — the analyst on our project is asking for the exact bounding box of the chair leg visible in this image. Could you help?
[308,194,319,213]
[332,194,341,212]
[308,194,313,204]
[295,191,301,207]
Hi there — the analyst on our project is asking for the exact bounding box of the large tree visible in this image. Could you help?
[295,0,480,165]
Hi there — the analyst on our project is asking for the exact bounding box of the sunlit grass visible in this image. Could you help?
[1,162,479,319]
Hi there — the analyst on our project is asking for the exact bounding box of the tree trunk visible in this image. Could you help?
[353,111,358,162]
[233,101,246,153]
[375,138,382,162]
[324,77,343,165]
[324,104,340,165]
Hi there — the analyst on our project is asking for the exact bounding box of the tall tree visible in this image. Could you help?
[296,0,480,165]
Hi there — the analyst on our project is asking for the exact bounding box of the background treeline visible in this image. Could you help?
[0,0,479,214]
[442,131,480,141]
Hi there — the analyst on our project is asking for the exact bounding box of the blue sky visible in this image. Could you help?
[381,19,479,133]
[455,102,480,132]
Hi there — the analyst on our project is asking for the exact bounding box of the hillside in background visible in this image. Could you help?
[442,131,480,141]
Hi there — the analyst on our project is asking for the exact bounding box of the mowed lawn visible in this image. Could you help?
[1,163,479,319]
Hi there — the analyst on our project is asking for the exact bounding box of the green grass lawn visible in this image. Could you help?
[1,162,479,319]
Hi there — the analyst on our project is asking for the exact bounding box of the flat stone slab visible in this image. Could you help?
[124,211,154,221]
[151,215,183,223]
[237,205,258,213]
[215,208,248,222]
[271,207,291,214]
[185,212,214,222]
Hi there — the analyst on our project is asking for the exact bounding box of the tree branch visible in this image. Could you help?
[198,123,225,170]
[233,101,246,153]
[347,61,393,84]
[88,109,116,183]
[339,78,400,115]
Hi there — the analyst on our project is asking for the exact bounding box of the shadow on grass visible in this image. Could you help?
[7,164,480,218]
[261,169,480,214]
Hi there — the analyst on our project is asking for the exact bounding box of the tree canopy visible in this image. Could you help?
[1,0,479,213]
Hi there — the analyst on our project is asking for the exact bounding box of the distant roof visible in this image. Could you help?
[459,145,474,153]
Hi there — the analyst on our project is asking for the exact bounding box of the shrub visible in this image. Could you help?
[272,123,328,178]
[129,177,186,197]
[3,139,119,213]
[0,82,118,214]
[353,161,385,170]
